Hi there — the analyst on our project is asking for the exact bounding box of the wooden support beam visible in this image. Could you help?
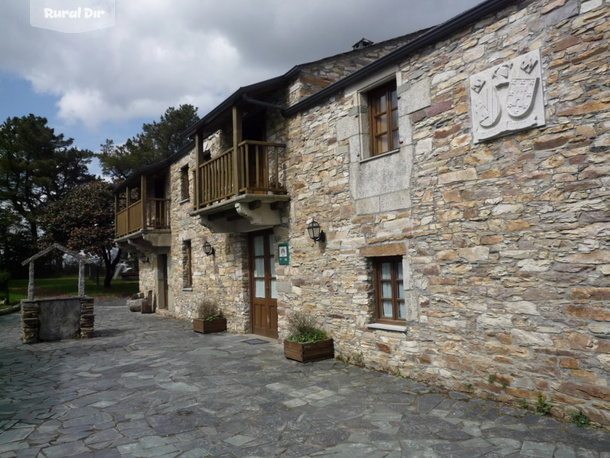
[78,261,85,296]
[232,106,242,198]
[125,187,131,234]
[195,134,203,209]
[115,193,119,236]
[28,262,35,300]
[141,174,147,230]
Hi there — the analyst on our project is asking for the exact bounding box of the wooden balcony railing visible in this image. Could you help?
[116,198,170,238]
[194,140,286,209]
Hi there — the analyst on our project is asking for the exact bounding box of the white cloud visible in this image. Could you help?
[0,0,483,129]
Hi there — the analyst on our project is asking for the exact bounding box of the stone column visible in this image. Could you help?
[21,300,40,344]
[79,297,95,339]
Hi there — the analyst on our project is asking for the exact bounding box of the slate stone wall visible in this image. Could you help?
[134,37,414,330]
[134,150,253,333]
[285,0,610,426]
[132,0,609,428]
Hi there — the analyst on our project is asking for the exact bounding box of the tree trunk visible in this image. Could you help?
[103,269,113,289]
[29,221,38,247]
[100,247,122,289]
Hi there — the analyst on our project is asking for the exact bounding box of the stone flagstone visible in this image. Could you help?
[0,304,609,457]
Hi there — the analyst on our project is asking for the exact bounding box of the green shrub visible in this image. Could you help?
[287,311,327,343]
[536,392,552,416]
[520,399,529,409]
[0,270,10,287]
[570,411,590,428]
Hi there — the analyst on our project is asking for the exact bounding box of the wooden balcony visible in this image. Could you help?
[115,198,171,247]
[194,140,287,209]
[192,140,290,233]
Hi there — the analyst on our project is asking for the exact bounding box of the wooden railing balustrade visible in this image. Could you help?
[195,140,286,209]
[115,198,169,238]
[146,198,169,229]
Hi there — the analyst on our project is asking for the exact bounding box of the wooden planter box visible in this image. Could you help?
[284,338,334,363]
[193,317,227,334]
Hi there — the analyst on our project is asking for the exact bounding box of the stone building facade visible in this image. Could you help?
[117,0,610,427]
[121,30,418,329]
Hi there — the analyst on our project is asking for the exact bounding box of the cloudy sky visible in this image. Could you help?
[0,0,482,174]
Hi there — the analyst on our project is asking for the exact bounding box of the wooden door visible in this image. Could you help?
[244,110,267,191]
[158,254,168,309]
[249,231,278,338]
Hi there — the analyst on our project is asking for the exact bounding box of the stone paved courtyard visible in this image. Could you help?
[1,302,610,457]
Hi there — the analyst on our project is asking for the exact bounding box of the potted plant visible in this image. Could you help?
[193,301,227,334]
[284,311,334,363]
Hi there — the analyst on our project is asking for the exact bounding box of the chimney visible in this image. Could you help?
[352,38,374,50]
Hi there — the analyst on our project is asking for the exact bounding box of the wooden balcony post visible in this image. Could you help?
[274,146,280,189]
[232,106,242,198]
[28,261,34,301]
[78,260,85,297]
[195,133,202,209]
[115,193,119,237]
[125,188,130,237]
[193,169,198,209]
[141,175,147,230]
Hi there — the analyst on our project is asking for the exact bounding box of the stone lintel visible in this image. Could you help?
[360,242,407,257]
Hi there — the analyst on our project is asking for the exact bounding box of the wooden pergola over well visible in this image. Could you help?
[21,244,96,300]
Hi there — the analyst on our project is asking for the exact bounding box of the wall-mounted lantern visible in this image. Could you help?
[203,241,215,256]
[306,219,326,243]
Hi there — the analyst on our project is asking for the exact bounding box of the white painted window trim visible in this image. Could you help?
[359,147,400,164]
[366,323,407,332]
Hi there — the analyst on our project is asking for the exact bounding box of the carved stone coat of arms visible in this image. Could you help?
[470,49,545,143]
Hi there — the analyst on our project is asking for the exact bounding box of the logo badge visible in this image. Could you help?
[30,0,115,33]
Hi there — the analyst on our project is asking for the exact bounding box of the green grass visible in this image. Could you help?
[7,276,139,304]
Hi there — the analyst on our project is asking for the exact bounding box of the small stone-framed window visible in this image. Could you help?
[198,149,212,164]
[182,241,192,289]
[373,256,405,324]
[368,80,399,157]
[180,165,190,201]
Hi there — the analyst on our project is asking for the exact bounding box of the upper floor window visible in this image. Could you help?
[180,165,190,201]
[368,81,399,156]
[373,256,405,324]
[182,240,192,289]
[198,149,212,164]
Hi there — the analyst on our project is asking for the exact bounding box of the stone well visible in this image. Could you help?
[21,296,94,344]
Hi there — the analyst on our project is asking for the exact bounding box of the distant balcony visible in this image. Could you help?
[115,198,171,247]
[192,140,289,233]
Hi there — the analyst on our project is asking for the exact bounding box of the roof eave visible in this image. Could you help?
[183,66,302,138]
[284,0,519,117]
[114,139,195,193]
